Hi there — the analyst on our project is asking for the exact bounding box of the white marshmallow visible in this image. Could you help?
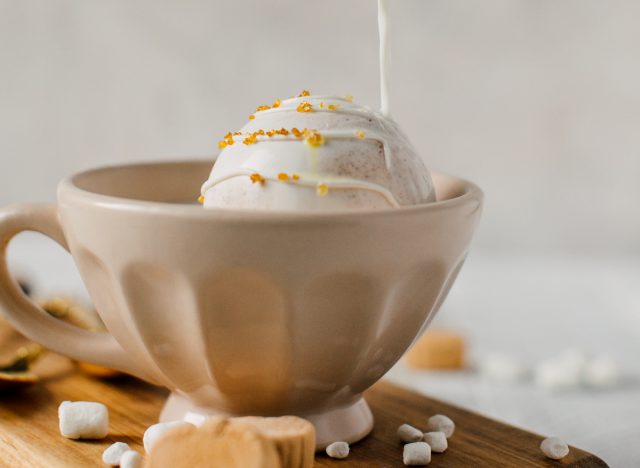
[540,437,570,460]
[325,441,350,459]
[143,421,194,454]
[397,424,423,443]
[120,450,143,468]
[426,414,455,438]
[422,431,447,453]
[535,349,587,392]
[102,442,131,466]
[403,442,431,466]
[58,401,109,440]
[183,411,208,427]
[479,353,529,383]
[583,356,621,389]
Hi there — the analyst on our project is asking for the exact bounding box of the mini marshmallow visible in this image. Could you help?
[325,441,350,459]
[120,450,143,468]
[397,424,423,443]
[583,356,621,389]
[102,442,131,466]
[183,411,208,427]
[480,353,529,383]
[403,442,431,466]
[540,437,570,460]
[426,414,454,438]
[58,401,109,439]
[535,349,587,392]
[143,421,194,454]
[422,431,447,453]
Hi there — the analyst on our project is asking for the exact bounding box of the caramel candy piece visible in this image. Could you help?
[404,329,465,370]
[233,416,315,468]
[146,418,281,468]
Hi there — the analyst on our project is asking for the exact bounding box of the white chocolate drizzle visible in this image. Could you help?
[247,95,395,171]
[201,168,400,208]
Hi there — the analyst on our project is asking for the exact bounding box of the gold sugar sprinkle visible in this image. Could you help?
[292,174,301,181]
[319,102,325,108]
[255,105,271,113]
[298,90,311,97]
[218,132,235,148]
[304,129,325,147]
[272,99,282,108]
[277,173,290,181]
[243,133,259,145]
[297,101,313,113]
[356,131,366,139]
[292,128,303,138]
[198,195,204,204]
[328,104,340,110]
[317,183,329,197]
[250,173,266,185]
[345,95,354,102]
[249,115,256,120]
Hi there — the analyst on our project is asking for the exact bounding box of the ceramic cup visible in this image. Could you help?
[0,160,482,447]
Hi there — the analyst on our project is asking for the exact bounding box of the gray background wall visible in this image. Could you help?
[1,0,639,254]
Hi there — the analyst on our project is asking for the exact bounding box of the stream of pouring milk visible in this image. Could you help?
[378,0,391,117]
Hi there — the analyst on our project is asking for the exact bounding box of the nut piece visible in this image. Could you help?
[426,414,455,438]
[0,371,39,390]
[40,297,103,330]
[103,442,131,466]
[143,421,194,454]
[397,424,423,443]
[121,450,143,468]
[233,416,315,468]
[145,418,280,468]
[403,442,431,466]
[404,329,465,370]
[540,437,570,460]
[325,441,349,459]
[58,401,109,439]
[422,432,447,453]
[77,362,122,379]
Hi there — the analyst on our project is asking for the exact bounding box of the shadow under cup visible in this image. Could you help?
[0,160,483,448]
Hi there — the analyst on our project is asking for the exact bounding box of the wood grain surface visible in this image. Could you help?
[0,321,607,467]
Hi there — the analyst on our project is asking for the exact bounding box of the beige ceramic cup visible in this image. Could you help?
[0,160,482,448]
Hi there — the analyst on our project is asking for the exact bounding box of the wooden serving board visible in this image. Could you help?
[0,352,607,468]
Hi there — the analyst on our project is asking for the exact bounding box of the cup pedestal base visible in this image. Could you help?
[160,393,374,450]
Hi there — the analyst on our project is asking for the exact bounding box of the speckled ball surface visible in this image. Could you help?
[202,95,435,211]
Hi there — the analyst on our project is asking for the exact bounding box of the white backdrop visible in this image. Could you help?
[1,0,639,254]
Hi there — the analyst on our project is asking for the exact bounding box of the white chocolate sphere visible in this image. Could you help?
[201,95,435,211]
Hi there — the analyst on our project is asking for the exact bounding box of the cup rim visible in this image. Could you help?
[59,159,483,221]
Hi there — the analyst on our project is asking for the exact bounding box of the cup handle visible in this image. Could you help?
[0,203,156,382]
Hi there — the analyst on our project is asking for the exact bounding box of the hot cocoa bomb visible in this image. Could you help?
[201,92,435,211]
